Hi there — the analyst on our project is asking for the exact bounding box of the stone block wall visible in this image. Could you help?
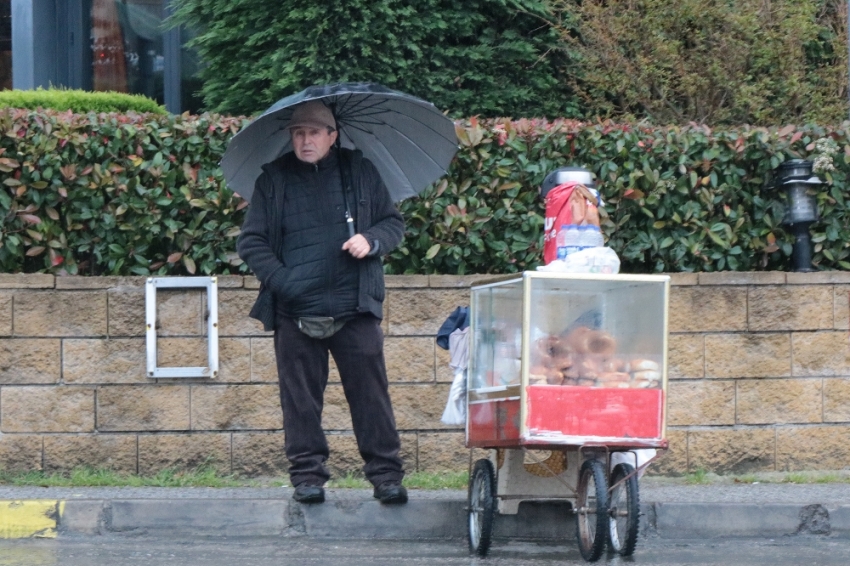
[1,271,849,478]
[661,271,850,475]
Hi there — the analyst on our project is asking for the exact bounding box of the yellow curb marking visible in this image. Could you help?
[0,500,65,539]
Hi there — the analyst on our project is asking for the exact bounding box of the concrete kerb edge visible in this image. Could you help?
[6,497,850,540]
[648,502,850,539]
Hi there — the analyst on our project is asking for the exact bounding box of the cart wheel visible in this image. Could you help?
[468,458,496,557]
[575,458,609,562]
[608,463,640,556]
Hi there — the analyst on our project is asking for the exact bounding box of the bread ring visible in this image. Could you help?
[545,369,564,385]
[587,331,616,357]
[550,339,573,358]
[633,370,661,381]
[529,365,549,385]
[565,327,594,354]
[597,371,630,383]
[602,357,626,373]
[577,356,602,378]
[630,359,660,372]
[537,336,569,358]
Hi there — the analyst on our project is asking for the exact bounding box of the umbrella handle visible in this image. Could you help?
[346,212,356,238]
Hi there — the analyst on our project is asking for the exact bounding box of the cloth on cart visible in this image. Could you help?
[448,326,470,370]
[537,246,621,274]
[441,327,469,425]
[436,306,469,350]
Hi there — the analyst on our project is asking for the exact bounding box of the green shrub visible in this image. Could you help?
[0,109,847,276]
[0,88,167,115]
[386,119,849,274]
[166,0,578,119]
[546,0,847,125]
[0,108,245,275]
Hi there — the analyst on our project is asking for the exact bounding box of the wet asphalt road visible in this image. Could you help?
[2,536,849,566]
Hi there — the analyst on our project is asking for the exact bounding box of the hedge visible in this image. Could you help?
[389,119,848,274]
[0,109,244,275]
[0,89,167,115]
[0,108,847,276]
[167,0,577,119]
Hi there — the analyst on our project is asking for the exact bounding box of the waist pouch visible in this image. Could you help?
[297,316,347,339]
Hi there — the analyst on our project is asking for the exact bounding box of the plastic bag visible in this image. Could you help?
[543,182,601,264]
[440,368,467,425]
[611,449,656,479]
[537,246,621,274]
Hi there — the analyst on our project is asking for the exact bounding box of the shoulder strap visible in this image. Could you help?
[262,156,288,201]
[339,148,363,189]
[338,149,361,237]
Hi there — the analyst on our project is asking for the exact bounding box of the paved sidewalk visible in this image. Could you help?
[2,478,850,540]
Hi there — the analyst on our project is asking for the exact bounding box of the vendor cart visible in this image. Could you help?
[465,271,669,562]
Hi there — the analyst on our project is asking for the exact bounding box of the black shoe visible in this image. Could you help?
[373,482,408,504]
[292,485,325,504]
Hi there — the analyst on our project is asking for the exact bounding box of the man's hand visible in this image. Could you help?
[342,234,371,259]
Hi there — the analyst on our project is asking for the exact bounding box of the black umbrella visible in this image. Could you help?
[221,82,459,203]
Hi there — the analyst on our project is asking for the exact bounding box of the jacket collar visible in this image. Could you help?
[290,147,339,173]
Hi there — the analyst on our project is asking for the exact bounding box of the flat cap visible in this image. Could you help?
[286,100,336,131]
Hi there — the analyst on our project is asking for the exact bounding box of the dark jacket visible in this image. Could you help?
[272,149,359,318]
[237,148,404,331]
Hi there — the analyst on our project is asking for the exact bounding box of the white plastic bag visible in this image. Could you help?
[611,449,656,479]
[537,246,620,274]
[440,368,467,425]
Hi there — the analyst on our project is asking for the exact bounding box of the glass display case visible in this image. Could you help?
[467,271,670,449]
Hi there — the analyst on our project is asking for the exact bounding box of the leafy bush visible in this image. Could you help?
[386,119,850,274]
[1,109,848,276]
[0,108,245,275]
[166,0,578,119]
[0,88,167,115]
[547,0,847,125]
[167,0,847,126]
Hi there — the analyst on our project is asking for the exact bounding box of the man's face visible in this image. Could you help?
[291,126,337,163]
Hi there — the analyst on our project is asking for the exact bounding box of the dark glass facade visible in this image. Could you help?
[92,0,163,100]
[11,0,202,113]
[0,0,11,90]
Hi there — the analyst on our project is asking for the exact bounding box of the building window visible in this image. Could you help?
[0,0,11,90]
[180,26,203,114]
[91,0,164,100]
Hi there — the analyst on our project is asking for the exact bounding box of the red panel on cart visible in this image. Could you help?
[467,399,521,446]
[526,385,663,440]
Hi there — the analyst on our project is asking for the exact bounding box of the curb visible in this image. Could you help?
[4,498,850,540]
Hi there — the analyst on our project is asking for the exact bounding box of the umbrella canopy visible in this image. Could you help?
[221,83,459,203]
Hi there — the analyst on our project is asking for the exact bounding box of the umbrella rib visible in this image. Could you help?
[342,110,456,145]
[280,91,453,143]
[348,122,448,175]
[223,124,290,180]
[334,93,382,119]
[336,95,452,140]
[222,84,459,203]
[344,120,452,167]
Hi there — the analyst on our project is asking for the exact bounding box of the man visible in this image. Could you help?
[237,100,407,505]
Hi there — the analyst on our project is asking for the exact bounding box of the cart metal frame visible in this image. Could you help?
[464,272,670,562]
